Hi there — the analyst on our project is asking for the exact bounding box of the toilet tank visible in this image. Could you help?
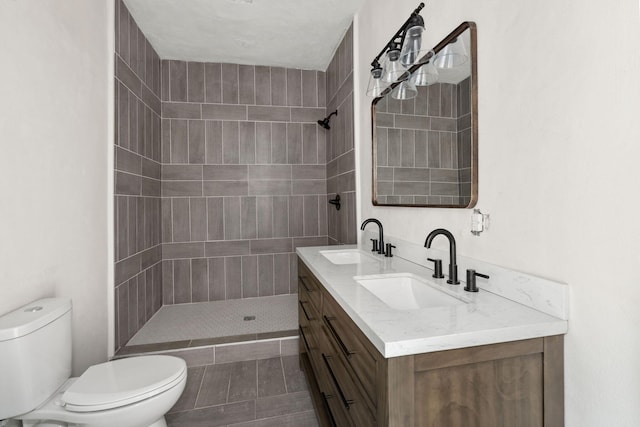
[0,298,72,420]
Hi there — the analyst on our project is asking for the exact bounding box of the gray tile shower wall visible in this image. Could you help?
[326,24,356,245]
[114,0,163,353]
[159,59,329,304]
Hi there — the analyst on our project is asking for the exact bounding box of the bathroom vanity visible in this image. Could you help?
[297,245,567,427]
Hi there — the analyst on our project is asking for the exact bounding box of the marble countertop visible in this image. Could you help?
[296,245,568,358]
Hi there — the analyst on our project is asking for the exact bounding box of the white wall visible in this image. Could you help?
[0,0,114,375]
[355,0,640,425]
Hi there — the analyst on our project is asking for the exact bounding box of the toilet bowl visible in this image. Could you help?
[0,298,187,427]
[18,355,187,427]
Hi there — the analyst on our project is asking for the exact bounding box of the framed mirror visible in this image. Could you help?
[372,22,477,208]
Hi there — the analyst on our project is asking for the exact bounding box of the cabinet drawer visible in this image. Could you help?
[299,288,320,326]
[319,325,377,427]
[298,260,322,311]
[323,294,378,409]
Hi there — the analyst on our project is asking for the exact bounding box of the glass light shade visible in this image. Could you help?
[382,48,407,83]
[400,24,424,67]
[410,54,439,86]
[433,38,468,69]
[366,67,387,97]
[392,79,418,100]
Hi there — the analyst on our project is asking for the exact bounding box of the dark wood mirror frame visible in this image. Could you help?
[371,21,478,208]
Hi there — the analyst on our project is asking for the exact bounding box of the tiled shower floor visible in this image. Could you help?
[121,294,298,354]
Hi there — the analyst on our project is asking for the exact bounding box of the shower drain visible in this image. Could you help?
[243,315,256,321]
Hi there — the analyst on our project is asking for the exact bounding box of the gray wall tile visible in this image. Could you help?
[248,106,290,122]
[256,197,273,239]
[203,165,248,181]
[225,256,242,299]
[258,255,274,296]
[208,257,225,300]
[238,65,255,105]
[187,62,205,103]
[205,240,250,257]
[271,123,287,164]
[270,67,286,106]
[224,197,242,240]
[201,104,247,121]
[301,70,318,107]
[250,238,292,254]
[255,66,271,105]
[273,254,290,295]
[241,256,258,298]
[286,69,302,107]
[223,121,240,164]
[222,63,239,104]
[205,120,223,164]
[162,164,203,181]
[173,259,191,304]
[204,63,222,103]
[249,181,291,196]
[241,197,257,239]
[239,121,256,164]
[191,258,208,302]
[162,181,202,197]
[169,119,189,163]
[255,122,272,164]
[169,60,187,102]
[203,181,248,197]
[162,242,205,259]
[190,198,207,241]
[290,107,325,123]
[206,197,224,241]
[188,120,205,164]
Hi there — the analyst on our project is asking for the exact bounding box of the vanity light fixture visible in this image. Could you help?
[410,50,439,86]
[433,36,468,69]
[392,79,418,100]
[366,2,426,99]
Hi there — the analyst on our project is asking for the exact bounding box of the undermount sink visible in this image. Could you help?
[320,249,379,265]
[354,273,468,310]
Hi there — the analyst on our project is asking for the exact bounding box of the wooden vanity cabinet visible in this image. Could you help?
[298,258,565,427]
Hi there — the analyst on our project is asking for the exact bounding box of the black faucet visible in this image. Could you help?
[360,218,385,255]
[424,228,460,284]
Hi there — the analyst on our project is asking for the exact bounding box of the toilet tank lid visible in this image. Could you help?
[0,298,72,342]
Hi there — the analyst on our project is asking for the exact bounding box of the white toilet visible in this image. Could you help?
[0,298,187,427]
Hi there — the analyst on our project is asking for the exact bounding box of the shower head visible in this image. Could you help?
[317,110,338,130]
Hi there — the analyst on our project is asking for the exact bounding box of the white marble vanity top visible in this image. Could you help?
[297,245,568,358]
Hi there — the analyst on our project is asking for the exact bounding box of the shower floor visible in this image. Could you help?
[122,294,298,353]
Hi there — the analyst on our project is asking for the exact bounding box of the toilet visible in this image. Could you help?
[0,298,187,427]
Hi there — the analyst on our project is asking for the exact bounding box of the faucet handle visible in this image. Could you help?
[370,239,379,252]
[427,258,445,279]
[465,269,490,292]
[384,244,396,257]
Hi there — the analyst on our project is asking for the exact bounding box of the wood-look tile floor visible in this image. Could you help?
[167,355,319,427]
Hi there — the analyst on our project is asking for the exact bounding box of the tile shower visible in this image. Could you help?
[113,0,355,354]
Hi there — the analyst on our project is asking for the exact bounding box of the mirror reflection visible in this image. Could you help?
[372,22,477,208]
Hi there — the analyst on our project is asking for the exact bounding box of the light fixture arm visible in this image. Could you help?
[369,2,425,69]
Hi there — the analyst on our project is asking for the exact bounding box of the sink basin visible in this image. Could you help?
[354,273,468,310]
[320,249,379,265]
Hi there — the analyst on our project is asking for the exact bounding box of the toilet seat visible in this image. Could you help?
[62,355,187,412]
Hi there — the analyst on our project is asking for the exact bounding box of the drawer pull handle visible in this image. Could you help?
[299,301,314,321]
[324,315,356,358]
[299,326,313,351]
[300,276,314,293]
[322,353,354,410]
[321,392,338,427]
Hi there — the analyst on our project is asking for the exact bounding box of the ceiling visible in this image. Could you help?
[123,0,365,71]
